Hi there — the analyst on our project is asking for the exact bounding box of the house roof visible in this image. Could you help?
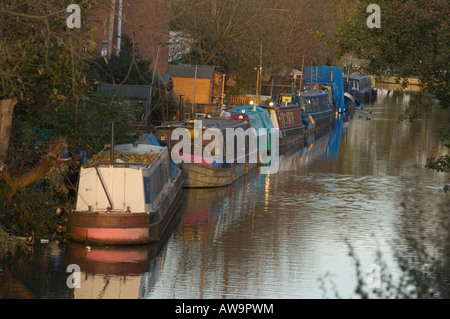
[158,73,172,86]
[169,65,215,79]
[97,82,152,100]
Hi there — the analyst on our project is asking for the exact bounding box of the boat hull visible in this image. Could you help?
[351,90,371,103]
[181,162,258,188]
[278,126,305,153]
[69,170,183,245]
[308,109,334,131]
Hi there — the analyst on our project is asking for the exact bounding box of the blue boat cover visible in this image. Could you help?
[231,105,274,130]
[76,148,89,164]
[136,133,161,146]
[304,66,346,112]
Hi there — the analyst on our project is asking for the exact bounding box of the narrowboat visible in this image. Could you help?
[154,118,258,188]
[259,100,305,153]
[345,74,377,103]
[292,90,334,134]
[69,143,183,245]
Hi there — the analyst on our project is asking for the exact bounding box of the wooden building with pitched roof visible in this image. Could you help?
[168,65,224,106]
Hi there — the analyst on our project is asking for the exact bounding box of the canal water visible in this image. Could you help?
[0,87,448,299]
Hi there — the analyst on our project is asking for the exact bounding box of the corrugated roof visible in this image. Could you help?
[97,82,152,100]
[169,65,215,79]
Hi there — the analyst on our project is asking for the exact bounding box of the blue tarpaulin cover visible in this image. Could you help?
[136,133,161,146]
[231,105,274,130]
[304,66,346,112]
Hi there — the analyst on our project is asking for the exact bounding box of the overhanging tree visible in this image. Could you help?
[335,0,449,172]
[0,0,114,199]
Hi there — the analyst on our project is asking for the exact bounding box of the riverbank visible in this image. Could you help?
[376,76,421,91]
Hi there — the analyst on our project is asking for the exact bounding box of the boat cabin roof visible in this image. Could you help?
[297,90,329,98]
[294,90,332,110]
[111,143,165,155]
[348,74,371,81]
[347,74,372,90]
[158,118,250,131]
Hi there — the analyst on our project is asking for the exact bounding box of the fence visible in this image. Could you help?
[228,95,256,106]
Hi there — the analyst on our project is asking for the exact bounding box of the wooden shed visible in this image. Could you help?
[97,82,152,129]
[168,65,224,105]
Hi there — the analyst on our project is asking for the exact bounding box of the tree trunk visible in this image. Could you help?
[0,99,17,162]
[0,138,68,200]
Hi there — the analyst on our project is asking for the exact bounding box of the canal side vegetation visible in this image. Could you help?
[0,1,181,240]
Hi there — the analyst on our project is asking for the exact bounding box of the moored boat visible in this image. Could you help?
[292,90,334,134]
[259,100,305,153]
[345,74,377,103]
[69,143,183,245]
[155,118,258,188]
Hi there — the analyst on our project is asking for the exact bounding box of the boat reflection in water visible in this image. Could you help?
[275,113,346,172]
[179,169,260,244]
[326,114,344,162]
[67,205,182,299]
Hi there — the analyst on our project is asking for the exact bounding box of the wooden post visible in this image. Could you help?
[0,99,17,162]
